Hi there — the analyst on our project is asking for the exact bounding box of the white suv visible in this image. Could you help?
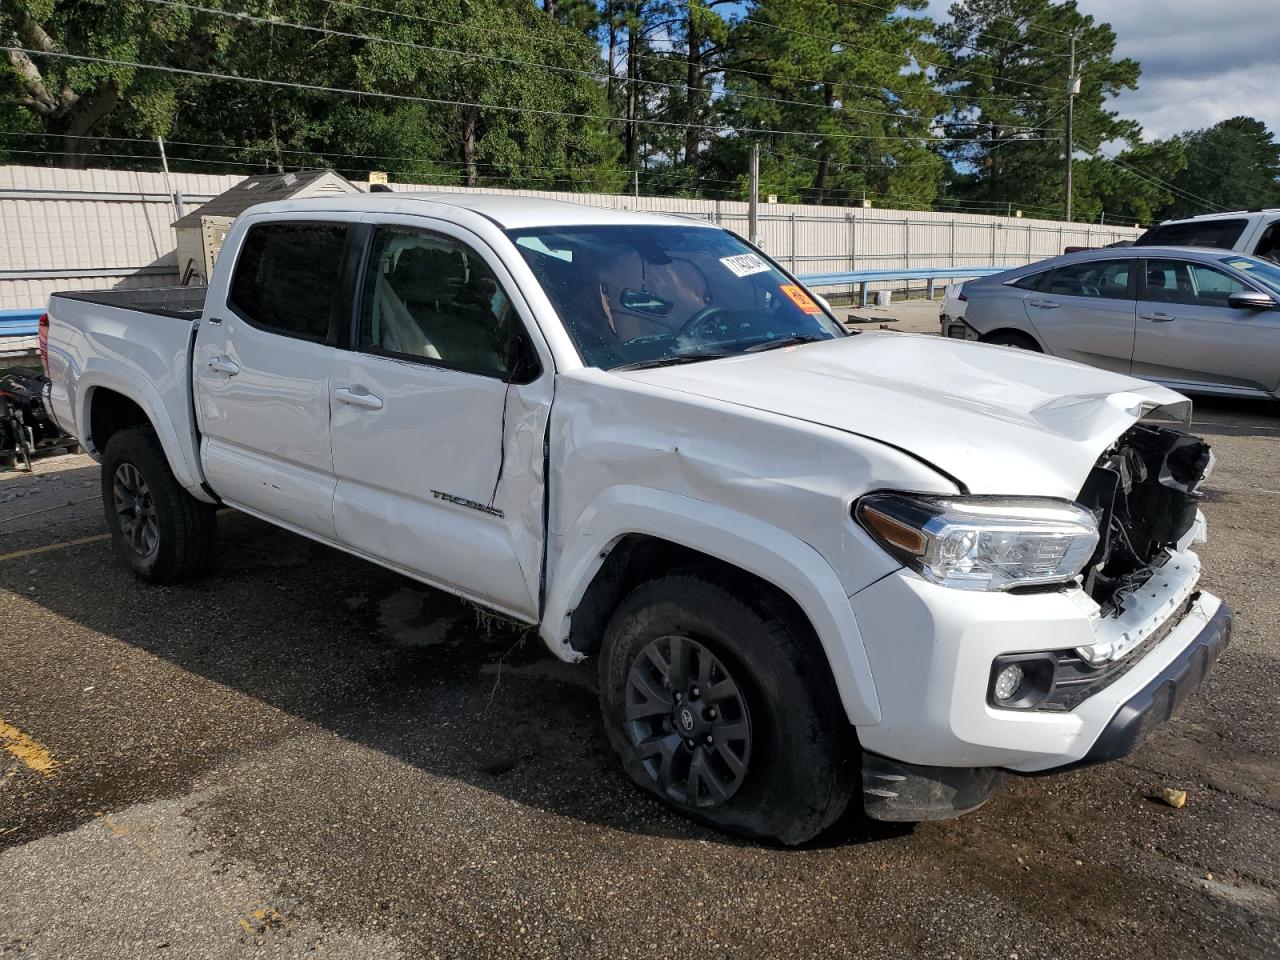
[1135,209,1280,263]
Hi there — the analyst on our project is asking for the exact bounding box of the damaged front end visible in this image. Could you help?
[1067,423,1213,672]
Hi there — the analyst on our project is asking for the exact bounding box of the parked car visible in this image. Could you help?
[948,246,1280,400]
[1134,209,1280,264]
[44,194,1229,844]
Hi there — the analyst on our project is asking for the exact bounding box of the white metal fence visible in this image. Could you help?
[0,164,1140,309]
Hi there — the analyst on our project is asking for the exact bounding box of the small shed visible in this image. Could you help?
[172,169,360,285]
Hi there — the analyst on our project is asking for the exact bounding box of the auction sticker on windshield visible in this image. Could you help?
[780,283,822,314]
[720,253,771,277]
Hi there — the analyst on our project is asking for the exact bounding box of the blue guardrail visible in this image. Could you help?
[0,309,44,338]
[796,266,1006,306]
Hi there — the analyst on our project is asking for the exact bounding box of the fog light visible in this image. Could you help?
[993,664,1024,701]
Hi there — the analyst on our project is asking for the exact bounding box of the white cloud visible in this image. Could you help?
[921,0,1280,141]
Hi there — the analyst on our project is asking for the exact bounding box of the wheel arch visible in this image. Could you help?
[979,327,1044,351]
[541,486,882,725]
[80,376,209,500]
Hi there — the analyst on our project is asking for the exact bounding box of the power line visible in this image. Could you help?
[613,35,1053,105]
[0,145,275,168]
[144,0,1045,132]
[331,0,1053,107]
[1084,144,1227,213]
[1,141,1073,217]
[3,47,1062,146]
[0,130,643,177]
[0,131,614,172]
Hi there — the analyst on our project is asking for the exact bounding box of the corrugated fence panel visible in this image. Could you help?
[1,164,1141,309]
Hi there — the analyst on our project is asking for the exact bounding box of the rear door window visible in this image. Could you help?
[229,221,349,342]
[1136,219,1248,250]
[1046,260,1134,300]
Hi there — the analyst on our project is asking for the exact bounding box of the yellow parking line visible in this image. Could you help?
[0,534,110,563]
[0,718,59,776]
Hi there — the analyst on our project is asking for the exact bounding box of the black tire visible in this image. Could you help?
[599,571,856,845]
[980,329,1042,351]
[100,426,216,583]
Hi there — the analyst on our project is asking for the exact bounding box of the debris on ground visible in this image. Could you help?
[1161,787,1189,809]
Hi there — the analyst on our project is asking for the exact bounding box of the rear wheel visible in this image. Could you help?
[599,572,856,845]
[101,426,216,583]
[980,329,1042,351]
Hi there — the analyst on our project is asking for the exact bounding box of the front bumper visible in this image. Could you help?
[1065,599,1231,769]
[861,598,1232,820]
[850,545,1224,771]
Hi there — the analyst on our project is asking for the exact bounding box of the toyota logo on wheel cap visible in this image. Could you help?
[679,707,695,731]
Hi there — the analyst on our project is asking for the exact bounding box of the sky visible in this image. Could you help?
[921,0,1280,142]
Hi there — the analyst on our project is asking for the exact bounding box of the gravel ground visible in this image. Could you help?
[1,394,1278,959]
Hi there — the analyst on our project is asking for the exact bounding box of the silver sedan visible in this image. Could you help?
[946,246,1280,400]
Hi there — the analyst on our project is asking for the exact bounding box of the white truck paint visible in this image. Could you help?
[44,193,1230,841]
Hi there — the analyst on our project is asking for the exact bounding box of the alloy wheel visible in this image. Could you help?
[113,462,159,558]
[624,634,752,808]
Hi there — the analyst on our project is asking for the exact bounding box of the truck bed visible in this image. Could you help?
[45,283,207,497]
[51,285,206,321]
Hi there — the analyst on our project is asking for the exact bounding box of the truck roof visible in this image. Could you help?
[239,191,711,230]
[1155,208,1280,224]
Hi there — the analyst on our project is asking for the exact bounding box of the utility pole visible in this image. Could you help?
[157,137,184,219]
[748,143,760,245]
[1065,30,1079,222]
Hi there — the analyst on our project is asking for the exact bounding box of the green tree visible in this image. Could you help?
[709,0,943,207]
[3,1,624,189]
[1069,139,1185,225]
[936,0,1139,217]
[1157,116,1280,218]
[2,0,198,165]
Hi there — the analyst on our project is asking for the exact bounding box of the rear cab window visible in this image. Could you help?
[1046,260,1134,300]
[228,221,350,342]
[1135,219,1248,250]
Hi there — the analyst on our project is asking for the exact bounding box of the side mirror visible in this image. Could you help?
[1227,290,1276,310]
[812,293,834,315]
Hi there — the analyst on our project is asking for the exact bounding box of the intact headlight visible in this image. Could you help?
[855,493,1099,592]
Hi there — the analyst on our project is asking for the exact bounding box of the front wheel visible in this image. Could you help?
[599,572,856,845]
[101,426,216,583]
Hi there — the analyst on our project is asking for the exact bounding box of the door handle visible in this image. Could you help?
[206,356,240,376]
[1028,299,1060,309]
[1139,312,1174,322]
[334,386,384,411]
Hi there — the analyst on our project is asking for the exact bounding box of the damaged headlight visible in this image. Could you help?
[856,493,1099,591]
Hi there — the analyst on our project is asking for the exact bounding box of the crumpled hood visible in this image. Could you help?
[618,332,1190,499]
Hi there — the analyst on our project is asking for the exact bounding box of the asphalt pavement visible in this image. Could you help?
[1,396,1278,959]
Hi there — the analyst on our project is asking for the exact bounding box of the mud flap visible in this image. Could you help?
[862,753,1008,822]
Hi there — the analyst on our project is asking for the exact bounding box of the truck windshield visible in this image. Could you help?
[506,224,844,370]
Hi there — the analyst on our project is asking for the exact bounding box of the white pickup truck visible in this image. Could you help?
[43,193,1231,844]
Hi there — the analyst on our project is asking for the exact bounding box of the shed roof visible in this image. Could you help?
[173,169,357,227]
